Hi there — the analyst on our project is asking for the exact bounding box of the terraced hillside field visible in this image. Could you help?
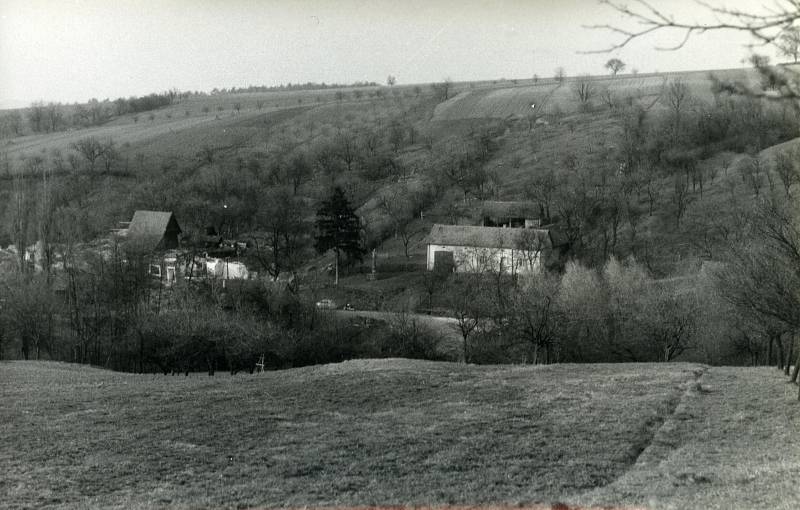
[2,360,798,509]
[1,104,316,167]
[432,68,759,121]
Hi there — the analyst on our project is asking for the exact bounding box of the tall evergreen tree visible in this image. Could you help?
[314,186,365,285]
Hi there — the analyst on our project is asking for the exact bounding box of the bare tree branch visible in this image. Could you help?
[583,0,800,53]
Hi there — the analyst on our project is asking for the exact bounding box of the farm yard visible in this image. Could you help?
[2,360,798,509]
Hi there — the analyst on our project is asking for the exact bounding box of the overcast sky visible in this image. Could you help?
[0,0,779,108]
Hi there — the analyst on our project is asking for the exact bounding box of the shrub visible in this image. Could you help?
[136,304,281,375]
[377,312,448,361]
[284,317,374,367]
[469,329,520,364]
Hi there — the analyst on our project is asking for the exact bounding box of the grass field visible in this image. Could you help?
[3,360,798,509]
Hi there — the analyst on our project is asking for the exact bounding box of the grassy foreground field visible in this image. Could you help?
[1,360,798,509]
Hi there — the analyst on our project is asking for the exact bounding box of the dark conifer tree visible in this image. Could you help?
[314,186,365,285]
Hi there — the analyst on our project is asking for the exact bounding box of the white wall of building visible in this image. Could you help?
[426,243,541,275]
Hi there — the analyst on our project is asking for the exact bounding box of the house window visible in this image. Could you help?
[149,264,161,277]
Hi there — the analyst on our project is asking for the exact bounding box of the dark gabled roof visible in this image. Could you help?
[481,200,541,219]
[425,224,552,250]
[126,210,181,251]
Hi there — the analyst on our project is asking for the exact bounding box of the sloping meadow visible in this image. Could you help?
[2,360,697,508]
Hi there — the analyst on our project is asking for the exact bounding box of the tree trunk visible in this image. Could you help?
[463,334,469,363]
[786,337,794,377]
[139,334,144,374]
[767,336,773,366]
[21,338,29,360]
[775,335,784,370]
[334,249,339,286]
[790,346,800,384]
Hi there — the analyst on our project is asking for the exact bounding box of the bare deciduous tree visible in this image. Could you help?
[599,86,619,109]
[28,102,46,132]
[71,137,105,172]
[526,169,560,221]
[554,67,566,84]
[379,185,421,259]
[572,75,595,110]
[431,79,452,101]
[334,129,359,172]
[646,285,698,361]
[447,275,485,363]
[774,149,800,196]
[45,103,63,132]
[590,2,800,53]
[664,78,690,138]
[590,1,800,109]
[511,274,561,364]
[250,188,310,280]
[778,26,800,63]
[739,155,765,196]
[605,58,626,75]
[671,174,691,227]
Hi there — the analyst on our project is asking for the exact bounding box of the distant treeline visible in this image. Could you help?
[0,90,185,138]
[113,90,181,115]
[211,81,379,95]
[0,80,386,138]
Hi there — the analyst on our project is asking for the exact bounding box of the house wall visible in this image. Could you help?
[483,216,538,228]
[426,243,542,275]
[148,255,179,285]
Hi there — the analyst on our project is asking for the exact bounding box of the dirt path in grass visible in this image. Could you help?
[569,366,800,510]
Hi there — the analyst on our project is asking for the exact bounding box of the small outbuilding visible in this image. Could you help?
[480,200,544,228]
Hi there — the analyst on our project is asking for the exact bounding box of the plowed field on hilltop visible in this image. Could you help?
[432,68,758,121]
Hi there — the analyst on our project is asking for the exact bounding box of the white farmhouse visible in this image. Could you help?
[425,224,563,275]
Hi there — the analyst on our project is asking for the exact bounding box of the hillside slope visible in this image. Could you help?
[432,68,759,121]
[0,66,794,276]
[3,360,798,508]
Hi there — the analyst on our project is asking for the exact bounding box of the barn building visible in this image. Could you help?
[114,210,183,284]
[425,224,565,275]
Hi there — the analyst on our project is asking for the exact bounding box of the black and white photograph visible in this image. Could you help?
[1,1,799,508]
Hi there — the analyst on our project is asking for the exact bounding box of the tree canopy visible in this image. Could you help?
[605,58,626,75]
[314,187,365,284]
